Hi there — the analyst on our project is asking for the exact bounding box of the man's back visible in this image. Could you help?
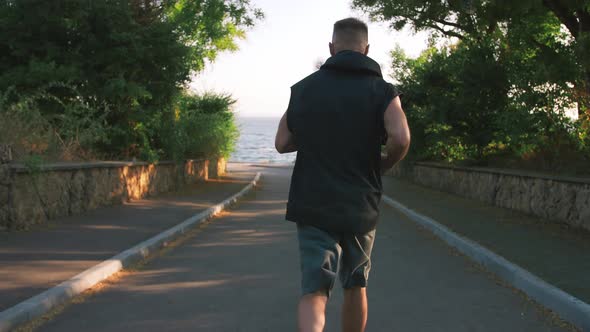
[274,17,410,332]
[285,50,400,234]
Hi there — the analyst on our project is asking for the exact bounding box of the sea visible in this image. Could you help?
[229,117,296,164]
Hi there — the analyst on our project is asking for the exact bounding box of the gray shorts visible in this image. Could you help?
[296,223,376,297]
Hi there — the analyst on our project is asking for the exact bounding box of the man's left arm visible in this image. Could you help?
[275,110,297,154]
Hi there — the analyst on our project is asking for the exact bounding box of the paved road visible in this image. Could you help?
[0,167,255,311]
[382,176,590,305]
[38,165,568,331]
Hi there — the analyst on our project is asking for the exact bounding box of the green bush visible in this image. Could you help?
[164,92,239,162]
[0,87,239,163]
[356,0,590,174]
[0,84,109,161]
[0,0,260,160]
[392,41,590,173]
[394,41,509,162]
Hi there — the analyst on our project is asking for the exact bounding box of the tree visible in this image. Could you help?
[358,0,590,169]
[352,0,590,116]
[390,41,510,162]
[0,0,262,158]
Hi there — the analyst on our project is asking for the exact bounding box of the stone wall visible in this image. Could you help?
[386,162,590,231]
[0,144,14,230]
[0,157,227,230]
[208,157,227,178]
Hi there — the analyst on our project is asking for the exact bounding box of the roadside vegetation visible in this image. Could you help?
[0,0,262,163]
[354,0,590,175]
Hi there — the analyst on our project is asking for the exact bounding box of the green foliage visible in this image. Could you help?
[167,92,239,161]
[0,84,109,161]
[22,155,44,175]
[0,0,261,161]
[0,85,239,162]
[393,41,509,162]
[353,0,590,113]
[356,0,590,173]
[166,0,263,71]
[392,42,589,170]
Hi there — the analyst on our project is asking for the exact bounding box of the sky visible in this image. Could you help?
[189,0,429,118]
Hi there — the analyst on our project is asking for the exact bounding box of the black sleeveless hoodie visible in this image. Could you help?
[285,50,400,234]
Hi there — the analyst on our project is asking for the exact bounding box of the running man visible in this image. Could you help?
[275,17,411,332]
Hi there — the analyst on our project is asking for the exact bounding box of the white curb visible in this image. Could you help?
[382,195,590,331]
[0,172,262,332]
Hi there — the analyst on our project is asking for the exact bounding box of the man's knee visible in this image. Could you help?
[343,286,366,298]
[299,291,328,312]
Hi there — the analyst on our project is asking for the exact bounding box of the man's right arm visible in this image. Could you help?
[381,96,411,173]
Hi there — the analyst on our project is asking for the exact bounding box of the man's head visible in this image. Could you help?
[330,17,369,56]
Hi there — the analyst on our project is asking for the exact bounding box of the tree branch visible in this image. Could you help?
[431,17,465,30]
[542,0,580,39]
[578,8,590,33]
[424,23,466,40]
[409,7,468,32]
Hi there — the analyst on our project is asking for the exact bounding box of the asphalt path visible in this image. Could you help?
[37,164,568,332]
[0,167,255,311]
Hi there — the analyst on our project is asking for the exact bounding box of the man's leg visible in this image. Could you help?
[339,229,375,332]
[296,223,341,332]
[341,287,368,332]
[298,291,328,332]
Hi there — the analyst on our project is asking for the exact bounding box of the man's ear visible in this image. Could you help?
[364,44,370,56]
[329,42,335,56]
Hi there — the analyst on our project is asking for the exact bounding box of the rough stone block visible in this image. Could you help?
[160,165,175,192]
[198,160,208,180]
[207,159,216,179]
[537,181,572,223]
[41,171,71,219]
[574,186,590,229]
[105,168,123,203]
[0,206,9,229]
[0,166,9,184]
[147,165,159,196]
[0,183,8,205]
[111,168,127,203]
[84,169,99,210]
[125,167,140,200]
[11,175,47,228]
[473,173,497,204]
[529,178,546,218]
[493,176,512,209]
[217,157,227,177]
[69,170,86,215]
[514,177,532,214]
[0,144,12,163]
[138,165,150,198]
